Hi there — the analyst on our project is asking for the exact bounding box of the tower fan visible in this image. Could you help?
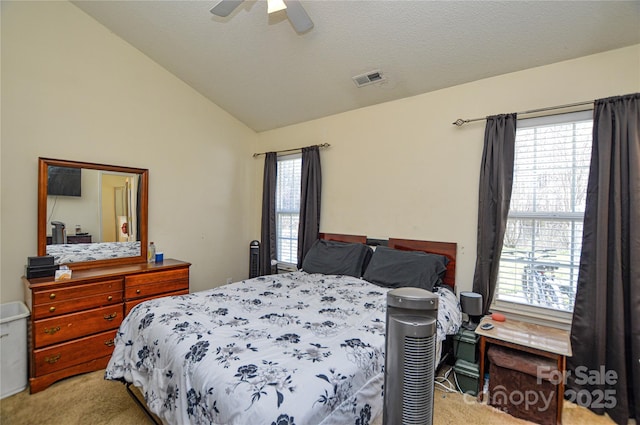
[384,287,439,425]
[249,240,260,278]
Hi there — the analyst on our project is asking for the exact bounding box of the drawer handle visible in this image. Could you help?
[105,339,115,347]
[107,295,113,301]
[44,326,61,335]
[136,289,141,294]
[49,293,56,300]
[49,306,56,313]
[104,312,118,321]
[45,354,61,364]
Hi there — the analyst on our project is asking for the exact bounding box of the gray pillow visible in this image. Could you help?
[301,239,372,277]
[362,246,449,291]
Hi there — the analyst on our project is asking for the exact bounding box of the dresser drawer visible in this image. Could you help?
[125,279,189,300]
[34,304,123,348]
[125,288,190,316]
[33,329,117,376]
[125,268,189,287]
[33,290,123,319]
[33,278,123,306]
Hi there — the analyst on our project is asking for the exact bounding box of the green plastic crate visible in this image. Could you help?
[454,359,479,396]
[453,328,479,363]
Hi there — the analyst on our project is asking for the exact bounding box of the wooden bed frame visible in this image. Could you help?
[127,233,458,424]
[319,232,368,244]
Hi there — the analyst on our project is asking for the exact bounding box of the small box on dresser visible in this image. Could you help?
[23,259,190,393]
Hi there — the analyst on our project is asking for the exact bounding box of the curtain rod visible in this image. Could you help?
[452,100,594,127]
[252,143,330,158]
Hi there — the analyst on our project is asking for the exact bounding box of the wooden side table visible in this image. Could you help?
[475,316,572,425]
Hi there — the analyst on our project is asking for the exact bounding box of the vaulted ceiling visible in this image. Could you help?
[72,1,640,132]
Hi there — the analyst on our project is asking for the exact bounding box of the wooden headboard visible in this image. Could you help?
[318,233,457,290]
[387,238,457,290]
[319,233,367,244]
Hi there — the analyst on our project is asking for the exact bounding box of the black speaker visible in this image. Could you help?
[249,240,260,278]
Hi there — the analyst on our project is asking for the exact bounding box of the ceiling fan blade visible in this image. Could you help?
[210,0,244,17]
[283,0,314,33]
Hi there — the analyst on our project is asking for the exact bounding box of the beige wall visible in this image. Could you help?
[253,45,640,296]
[1,1,256,302]
[2,1,638,305]
[47,169,101,240]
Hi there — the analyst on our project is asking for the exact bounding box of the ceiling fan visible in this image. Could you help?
[210,0,314,34]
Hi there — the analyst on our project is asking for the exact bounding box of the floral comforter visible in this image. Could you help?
[47,241,140,264]
[105,271,461,425]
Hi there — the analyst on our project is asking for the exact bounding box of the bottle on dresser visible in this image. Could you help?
[148,242,156,262]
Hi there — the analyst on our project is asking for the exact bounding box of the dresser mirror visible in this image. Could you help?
[37,158,149,270]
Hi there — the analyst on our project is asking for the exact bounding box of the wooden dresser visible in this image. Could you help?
[23,259,190,393]
[46,234,92,244]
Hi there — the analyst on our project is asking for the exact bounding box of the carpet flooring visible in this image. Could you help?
[0,368,615,425]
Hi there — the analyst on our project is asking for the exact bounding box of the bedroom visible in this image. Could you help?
[1,1,639,424]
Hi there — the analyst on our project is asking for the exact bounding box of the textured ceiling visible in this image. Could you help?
[72,0,640,132]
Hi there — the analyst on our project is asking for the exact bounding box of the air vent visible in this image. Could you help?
[352,70,386,88]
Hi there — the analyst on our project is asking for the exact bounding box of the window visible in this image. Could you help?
[494,111,593,320]
[275,154,302,265]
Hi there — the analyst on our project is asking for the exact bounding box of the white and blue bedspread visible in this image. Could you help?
[47,241,140,264]
[105,271,461,425]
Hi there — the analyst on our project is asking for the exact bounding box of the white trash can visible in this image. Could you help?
[0,301,30,399]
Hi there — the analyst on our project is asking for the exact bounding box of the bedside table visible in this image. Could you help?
[475,317,572,424]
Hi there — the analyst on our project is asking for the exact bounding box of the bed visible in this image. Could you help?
[105,234,461,425]
[46,241,141,264]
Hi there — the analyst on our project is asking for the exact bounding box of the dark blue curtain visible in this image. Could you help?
[260,152,277,275]
[471,114,517,314]
[568,93,640,424]
[297,146,322,269]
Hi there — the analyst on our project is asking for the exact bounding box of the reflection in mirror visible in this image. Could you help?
[38,158,148,270]
[46,169,139,244]
[99,171,139,243]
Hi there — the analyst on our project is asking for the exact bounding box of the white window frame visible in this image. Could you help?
[492,110,593,327]
[275,153,302,268]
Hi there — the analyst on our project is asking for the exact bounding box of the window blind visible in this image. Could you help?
[495,111,592,314]
[276,155,302,265]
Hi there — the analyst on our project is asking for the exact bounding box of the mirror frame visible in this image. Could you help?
[38,157,149,270]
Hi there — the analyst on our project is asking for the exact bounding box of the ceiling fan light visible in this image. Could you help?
[267,0,287,14]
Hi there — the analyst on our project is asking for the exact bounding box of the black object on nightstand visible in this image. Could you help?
[460,291,483,330]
